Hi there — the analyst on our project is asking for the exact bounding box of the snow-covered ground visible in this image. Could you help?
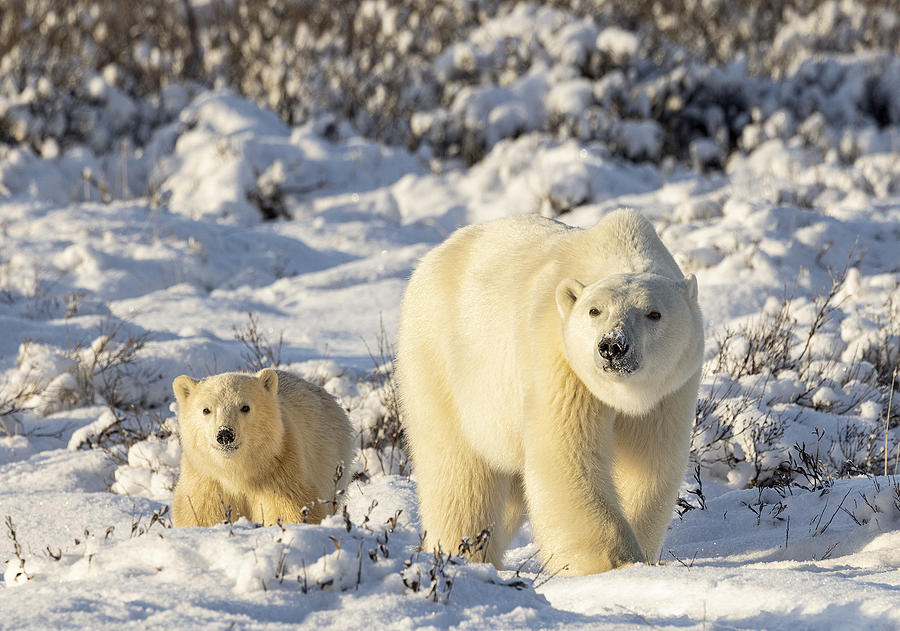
[2,3,900,629]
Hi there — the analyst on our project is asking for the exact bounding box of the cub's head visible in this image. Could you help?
[556,272,702,415]
[172,368,282,469]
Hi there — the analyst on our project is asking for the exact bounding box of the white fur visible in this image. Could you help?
[396,209,703,574]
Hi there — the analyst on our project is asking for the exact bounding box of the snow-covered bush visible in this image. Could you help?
[557,0,900,73]
[693,268,899,487]
[108,413,180,501]
[350,327,409,479]
[4,0,900,175]
[850,478,900,530]
[0,317,161,436]
[0,0,499,158]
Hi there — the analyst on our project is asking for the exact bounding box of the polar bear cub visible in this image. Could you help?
[396,209,703,575]
[172,368,355,527]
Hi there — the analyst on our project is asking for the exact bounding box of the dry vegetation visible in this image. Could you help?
[233,311,284,371]
[556,0,900,71]
[359,321,408,478]
[3,1,898,163]
[692,262,899,488]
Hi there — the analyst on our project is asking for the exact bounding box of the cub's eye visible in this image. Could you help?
[588,307,601,317]
[202,407,211,415]
[647,311,662,321]
[240,404,250,413]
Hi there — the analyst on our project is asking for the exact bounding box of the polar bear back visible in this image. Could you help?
[272,370,354,490]
[409,210,682,315]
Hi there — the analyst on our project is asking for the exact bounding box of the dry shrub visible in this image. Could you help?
[0,379,38,436]
[359,321,408,478]
[551,0,900,71]
[695,257,898,485]
[69,318,153,410]
[77,405,171,465]
[0,0,499,152]
[4,0,897,170]
[233,311,283,371]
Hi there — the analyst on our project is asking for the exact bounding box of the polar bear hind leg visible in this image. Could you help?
[399,350,522,565]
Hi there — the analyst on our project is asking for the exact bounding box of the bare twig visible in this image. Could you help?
[886,370,896,477]
[233,312,283,371]
[5,515,29,582]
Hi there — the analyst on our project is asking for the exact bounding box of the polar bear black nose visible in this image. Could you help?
[598,336,629,361]
[216,426,236,446]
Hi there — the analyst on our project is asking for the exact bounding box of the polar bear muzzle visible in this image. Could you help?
[597,329,638,375]
[598,331,628,361]
[215,425,240,458]
[216,425,236,446]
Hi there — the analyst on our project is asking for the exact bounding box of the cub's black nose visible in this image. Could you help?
[216,426,235,446]
[598,336,629,361]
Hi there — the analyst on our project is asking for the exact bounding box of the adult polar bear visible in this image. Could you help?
[396,209,703,575]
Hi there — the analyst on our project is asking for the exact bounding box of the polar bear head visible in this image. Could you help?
[173,369,284,471]
[556,272,702,415]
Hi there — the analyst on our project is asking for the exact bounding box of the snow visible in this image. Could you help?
[596,27,641,62]
[2,2,900,629]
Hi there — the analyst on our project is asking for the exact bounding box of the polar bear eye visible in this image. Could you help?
[647,311,661,321]
[588,307,601,317]
[240,404,250,413]
[202,407,211,415]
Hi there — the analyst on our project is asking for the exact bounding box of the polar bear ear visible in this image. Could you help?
[257,368,279,394]
[682,274,698,301]
[173,375,198,403]
[555,278,585,319]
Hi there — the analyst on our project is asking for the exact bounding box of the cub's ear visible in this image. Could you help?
[257,368,279,394]
[173,375,198,403]
[683,274,698,302]
[555,278,585,319]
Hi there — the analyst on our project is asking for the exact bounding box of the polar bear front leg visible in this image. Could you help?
[523,396,646,575]
[173,464,233,527]
[253,491,320,526]
[613,371,700,562]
